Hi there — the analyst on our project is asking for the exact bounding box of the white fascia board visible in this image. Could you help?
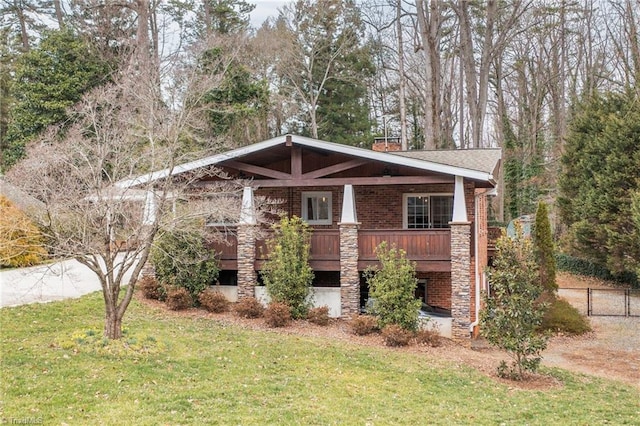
[117,134,496,189]
[116,135,287,189]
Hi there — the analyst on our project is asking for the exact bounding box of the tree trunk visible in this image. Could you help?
[53,0,65,28]
[396,0,408,150]
[104,307,123,339]
[15,0,30,51]
[416,0,437,150]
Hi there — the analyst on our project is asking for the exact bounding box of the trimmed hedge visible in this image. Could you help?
[556,253,638,289]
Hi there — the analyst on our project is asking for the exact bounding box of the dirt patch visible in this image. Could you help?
[542,274,640,388]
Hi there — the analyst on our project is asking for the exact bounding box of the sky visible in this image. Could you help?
[249,0,289,28]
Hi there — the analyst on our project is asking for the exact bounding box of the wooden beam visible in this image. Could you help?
[250,175,454,187]
[291,145,302,178]
[301,158,369,179]
[223,160,291,180]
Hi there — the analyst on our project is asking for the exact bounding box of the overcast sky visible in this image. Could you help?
[250,0,288,28]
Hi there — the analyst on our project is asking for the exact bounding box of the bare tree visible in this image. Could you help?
[5,40,244,339]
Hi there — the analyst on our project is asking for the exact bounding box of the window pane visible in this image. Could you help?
[318,196,329,220]
[407,196,429,229]
[431,196,453,228]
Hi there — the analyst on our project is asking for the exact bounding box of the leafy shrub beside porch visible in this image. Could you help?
[364,242,421,332]
[150,229,219,306]
[261,216,314,319]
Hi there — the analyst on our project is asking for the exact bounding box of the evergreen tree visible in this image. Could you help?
[533,201,557,293]
[558,91,640,277]
[2,29,111,169]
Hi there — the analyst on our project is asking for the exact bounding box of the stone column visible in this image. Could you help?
[236,224,256,299]
[339,223,360,318]
[451,222,471,343]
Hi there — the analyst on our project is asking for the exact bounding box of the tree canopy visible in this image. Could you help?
[558,90,640,277]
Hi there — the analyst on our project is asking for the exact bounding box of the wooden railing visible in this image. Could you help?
[208,228,451,270]
[358,229,451,261]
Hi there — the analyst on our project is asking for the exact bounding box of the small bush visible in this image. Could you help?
[137,276,164,300]
[350,315,379,336]
[0,195,47,268]
[381,324,413,347]
[198,288,229,313]
[235,297,264,319]
[414,329,442,347]
[264,302,292,328]
[540,298,591,335]
[166,287,192,311]
[307,306,330,326]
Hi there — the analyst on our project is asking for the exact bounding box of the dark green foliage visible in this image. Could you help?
[150,229,220,305]
[197,0,255,35]
[481,227,549,380]
[3,29,111,169]
[307,306,330,326]
[364,242,421,331]
[261,216,314,319]
[137,276,165,301]
[234,297,264,318]
[555,254,639,288]
[533,202,557,293]
[264,302,292,328]
[350,315,378,336]
[381,324,413,347]
[198,288,229,313]
[540,298,591,335]
[558,91,640,281]
[166,287,192,311]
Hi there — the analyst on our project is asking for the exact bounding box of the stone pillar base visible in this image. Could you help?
[339,223,360,318]
[450,222,471,341]
[237,224,257,299]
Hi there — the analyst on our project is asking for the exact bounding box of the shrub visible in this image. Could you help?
[556,253,639,288]
[137,275,164,300]
[533,202,558,293]
[307,306,330,326]
[261,216,314,319]
[364,242,421,331]
[350,315,379,336]
[264,302,292,328]
[198,288,229,313]
[166,287,192,311]
[0,196,47,268]
[414,329,442,347]
[381,324,413,347]
[150,229,219,304]
[540,298,591,335]
[481,225,549,380]
[235,297,264,319]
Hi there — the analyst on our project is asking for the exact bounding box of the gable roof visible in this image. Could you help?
[117,134,501,188]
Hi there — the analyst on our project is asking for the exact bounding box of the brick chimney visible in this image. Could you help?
[372,137,402,152]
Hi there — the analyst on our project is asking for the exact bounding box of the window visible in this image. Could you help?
[403,194,453,229]
[302,191,332,225]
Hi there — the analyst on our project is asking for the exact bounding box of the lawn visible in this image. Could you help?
[1,293,639,425]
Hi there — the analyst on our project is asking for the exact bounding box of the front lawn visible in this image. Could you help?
[1,294,638,425]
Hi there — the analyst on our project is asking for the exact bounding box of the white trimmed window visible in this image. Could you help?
[403,194,454,229]
[302,191,332,225]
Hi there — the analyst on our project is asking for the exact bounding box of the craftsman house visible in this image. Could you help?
[123,134,501,340]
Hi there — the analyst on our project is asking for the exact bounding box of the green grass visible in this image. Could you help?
[2,294,639,425]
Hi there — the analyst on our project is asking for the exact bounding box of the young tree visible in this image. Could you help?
[481,226,549,380]
[364,242,421,331]
[261,216,314,319]
[5,40,242,339]
[533,201,557,294]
